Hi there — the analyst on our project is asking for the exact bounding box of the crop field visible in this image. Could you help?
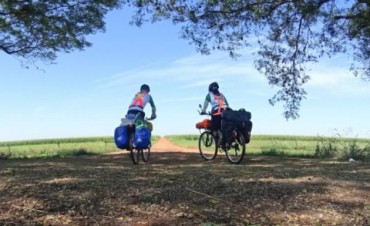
[0,136,160,159]
[1,134,370,161]
[166,134,370,160]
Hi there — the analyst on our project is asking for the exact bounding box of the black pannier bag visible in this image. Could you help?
[221,120,237,145]
[221,108,252,144]
[222,108,251,123]
[238,120,253,144]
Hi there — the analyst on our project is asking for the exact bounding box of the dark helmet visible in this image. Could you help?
[140,84,150,92]
[208,82,219,92]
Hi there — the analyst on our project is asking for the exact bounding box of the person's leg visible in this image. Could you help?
[211,115,222,145]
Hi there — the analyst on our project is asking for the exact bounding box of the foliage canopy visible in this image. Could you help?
[1,0,369,118]
[0,0,120,61]
[127,0,370,119]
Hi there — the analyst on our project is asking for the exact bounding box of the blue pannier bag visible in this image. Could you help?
[134,127,151,149]
[114,125,129,149]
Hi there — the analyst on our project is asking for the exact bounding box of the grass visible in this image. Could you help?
[0,136,160,159]
[166,134,370,160]
[2,134,369,161]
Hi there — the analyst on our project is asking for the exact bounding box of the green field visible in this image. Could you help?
[166,134,370,160]
[0,136,160,159]
[1,134,370,161]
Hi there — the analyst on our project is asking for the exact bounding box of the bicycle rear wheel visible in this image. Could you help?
[141,146,150,162]
[198,130,217,160]
[225,133,245,164]
[130,148,140,164]
[129,132,140,164]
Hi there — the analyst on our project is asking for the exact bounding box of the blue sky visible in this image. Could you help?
[1,8,370,142]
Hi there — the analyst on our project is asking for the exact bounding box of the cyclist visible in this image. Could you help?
[125,84,157,130]
[200,82,229,142]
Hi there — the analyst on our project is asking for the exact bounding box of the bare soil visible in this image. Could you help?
[0,137,369,225]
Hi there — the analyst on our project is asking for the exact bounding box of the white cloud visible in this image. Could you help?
[307,66,370,96]
[98,52,264,91]
[308,68,351,86]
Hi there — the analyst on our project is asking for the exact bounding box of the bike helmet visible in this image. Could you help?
[208,82,219,92]
[140,84,150,92]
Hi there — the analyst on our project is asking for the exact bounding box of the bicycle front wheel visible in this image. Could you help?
[198,130,217,160]
[225,133,246,164]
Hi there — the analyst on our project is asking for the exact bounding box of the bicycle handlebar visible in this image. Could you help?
[198,110,211,116]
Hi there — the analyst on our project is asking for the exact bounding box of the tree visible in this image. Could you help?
[1,1,369,119]
[126,0,370,119]
[0,0,120,61]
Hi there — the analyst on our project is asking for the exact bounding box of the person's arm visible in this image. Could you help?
[201,94,211,113]
[149,95,156,119]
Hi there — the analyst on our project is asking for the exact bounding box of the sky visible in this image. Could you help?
[1,8,370,142]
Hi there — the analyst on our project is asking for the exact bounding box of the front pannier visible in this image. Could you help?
[196,119,212,129]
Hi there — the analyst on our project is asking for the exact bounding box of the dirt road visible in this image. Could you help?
[151,137,198,153]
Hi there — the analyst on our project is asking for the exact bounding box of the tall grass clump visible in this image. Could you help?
[315,136,339,158]
[315,135,370,160]
[338,140,370,161]
[0,152,11,160]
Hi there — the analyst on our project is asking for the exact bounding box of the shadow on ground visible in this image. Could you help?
[0,152,369,225]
